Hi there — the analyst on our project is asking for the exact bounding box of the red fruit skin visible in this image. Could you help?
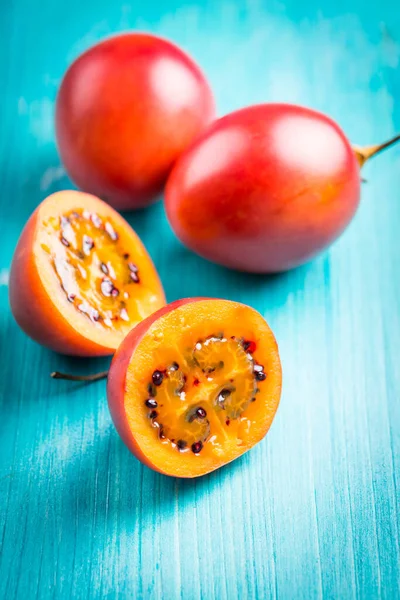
[165,103,361,273]
[56,33,215,210]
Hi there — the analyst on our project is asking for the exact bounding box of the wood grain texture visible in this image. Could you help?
[1,0,400,598]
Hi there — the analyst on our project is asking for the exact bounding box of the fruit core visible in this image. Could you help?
[40,210,143,330]
[144,336,267,454]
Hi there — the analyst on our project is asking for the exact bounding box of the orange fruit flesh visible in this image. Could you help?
[34,192,165,352]
[124,299,281,477]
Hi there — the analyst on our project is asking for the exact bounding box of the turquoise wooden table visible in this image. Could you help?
[1,1,400,598]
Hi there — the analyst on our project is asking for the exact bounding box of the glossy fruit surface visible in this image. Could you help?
[55,33,214,211]
[166,103,361,272]
[9,191,165,356]
[107,298,282,478]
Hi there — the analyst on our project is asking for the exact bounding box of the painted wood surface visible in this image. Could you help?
[1,1,400,598]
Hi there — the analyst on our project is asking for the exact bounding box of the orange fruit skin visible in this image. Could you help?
[107,298,282,478]
[56,33,215,210]
[9,191,165,356]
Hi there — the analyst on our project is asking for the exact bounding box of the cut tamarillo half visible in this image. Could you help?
[107,298,282,478]
[9,190,165,356]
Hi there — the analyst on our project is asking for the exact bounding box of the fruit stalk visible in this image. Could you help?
[353,133,400,167]
[51,370,108,382]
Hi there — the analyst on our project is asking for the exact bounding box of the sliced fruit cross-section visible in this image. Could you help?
[107,298,282,478]
[9,191,165,356]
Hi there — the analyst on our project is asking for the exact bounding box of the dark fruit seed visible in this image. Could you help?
[149,410,158,419]
[243,340,256,353]
[67,293,76,302]
[61,236,70,247]
[145,399,158,409]
[196,407,207,419]
[123,253,130,259]
[203,366,215,374]
[105,222,118,241]
[226,419,230,426]
[217,388,232,408]
[177,440,187,450]
[148,383,157,397]
[91,213,102,228]
[255,371,267,382]
[170,362,179,371]
[130,271,140,283]
[83,235,94,254]
[120,308,129,321]
[152,370,164,386]
[100,278,113,297]
[193,378,200,386]
[128,262,139,272]
[91,309,100,322]
[191,441,203,454]
[100,263,109,275]
[159,428,166,440]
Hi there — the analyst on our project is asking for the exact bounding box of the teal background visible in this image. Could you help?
[1,0,400,598]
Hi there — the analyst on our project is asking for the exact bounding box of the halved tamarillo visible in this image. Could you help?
[9,190,165,356]
[165,103,400,273]
[107,298,282,478]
